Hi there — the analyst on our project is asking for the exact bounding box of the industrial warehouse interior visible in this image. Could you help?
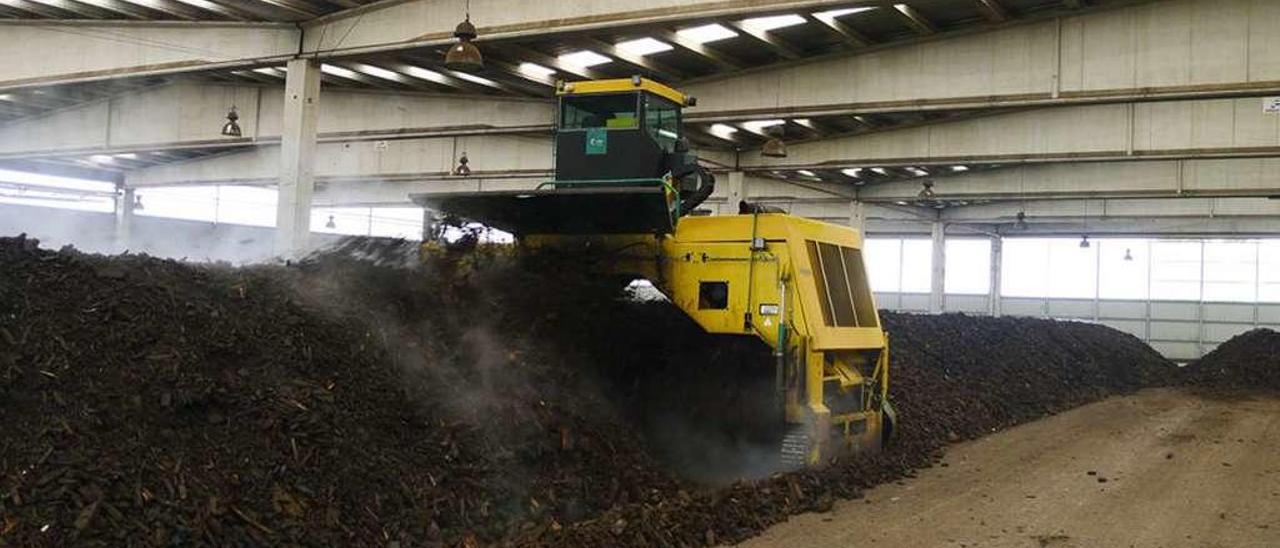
[2,0,1280,546]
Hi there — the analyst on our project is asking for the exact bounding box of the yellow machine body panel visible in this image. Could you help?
[660,215,884,348]
[526,213,891,466]
[654,214,889,465]
[557,77,692,106]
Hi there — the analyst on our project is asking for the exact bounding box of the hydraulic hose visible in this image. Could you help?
[679,167,716,216]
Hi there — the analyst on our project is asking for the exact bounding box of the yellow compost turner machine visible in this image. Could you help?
[414,77,893,468]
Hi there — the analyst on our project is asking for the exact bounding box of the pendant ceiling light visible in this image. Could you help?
[454,153,472,176]
[1124,248,1133,261]
[1079,235,1091,249]
[325,215,336,229]
[221,107,242,137]
[761,125,787,158]
[1014,211,1028,231]
[761,84,786,158]
[444,3,483,72]
[917,180,936,199]
[761,137,787,158]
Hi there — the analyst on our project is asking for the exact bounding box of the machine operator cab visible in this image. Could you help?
[555,77,690,182]
[549,78,715,227]
[410,77,714,236]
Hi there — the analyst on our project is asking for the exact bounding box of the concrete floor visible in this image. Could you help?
[742,388,1280,548]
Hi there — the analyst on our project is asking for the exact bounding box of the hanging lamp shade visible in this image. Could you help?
[453,16,477,40]
[444,17,484,72]
[325,215,336,229]
[761,123,788,158]
[221,107,242,137]
[761,136,787,158]
[917,180,936,199]
[1014,211,1028,231]
[454,153,472,176]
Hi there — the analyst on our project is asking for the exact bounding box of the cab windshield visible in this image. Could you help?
[561,93,639,130]
[645,94,681,152]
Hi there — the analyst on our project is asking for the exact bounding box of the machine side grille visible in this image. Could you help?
[806,240,835,326]
[805,240,879,328]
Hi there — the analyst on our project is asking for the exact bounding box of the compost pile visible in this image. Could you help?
[538,311,1175,547]
[1182,328,1280,391]
[0,234,1176,547]
[0,234,675,547]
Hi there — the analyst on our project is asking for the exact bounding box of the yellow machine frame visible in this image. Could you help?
[557,77,692,106]
[532,214,891,466]
[422,76,891,467]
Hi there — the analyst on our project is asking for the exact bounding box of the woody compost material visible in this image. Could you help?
[0,234,1176,547]
[1181,328,1280,392]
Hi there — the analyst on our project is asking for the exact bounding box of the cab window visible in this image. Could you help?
[645,95,681,151]
[561,94,639,130]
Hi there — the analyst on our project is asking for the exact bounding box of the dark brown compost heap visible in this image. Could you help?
[0,234,674,547]
[537,311,1175,547]
[0,234,1177,547]
[1181,328,1280,391]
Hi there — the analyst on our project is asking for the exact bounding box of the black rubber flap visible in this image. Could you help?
[411,187,676,235]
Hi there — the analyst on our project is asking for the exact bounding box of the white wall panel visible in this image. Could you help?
[1201,303,1255,323]
[1100,319,1146,339]
[1048,299,1094,319]
[1258,306,1280,324]
[946,294,990,313]
[899,293,931,312]
[1151,302,1200,321]
[874,292,901,310]
[1203,322,1256,344]
[1000,298,1044,317]
[1098,300,1147,319]
[1150,321,1199,341]
[1059,0,1280,93]
[1151,341,1199,362]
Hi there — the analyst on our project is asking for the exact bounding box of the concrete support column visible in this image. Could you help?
[274,58,322,258]
[930,221,946,313]
[989,235,1003,317]
[849,200,867,236]
[725,171,745,213]
[113,186,134,253]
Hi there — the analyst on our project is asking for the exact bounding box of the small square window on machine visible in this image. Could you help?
[698,281,729,310]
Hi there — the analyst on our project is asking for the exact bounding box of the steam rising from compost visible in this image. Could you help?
[287,233,790,486]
